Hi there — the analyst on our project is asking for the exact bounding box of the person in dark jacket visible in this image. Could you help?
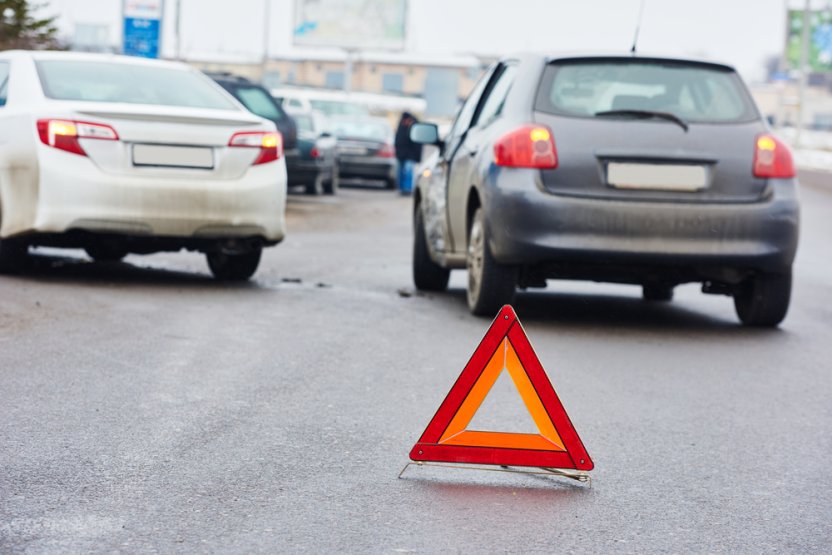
[394,111,421,194]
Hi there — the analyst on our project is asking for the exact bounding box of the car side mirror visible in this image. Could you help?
[410,123,442,146]
[320,131,332,138]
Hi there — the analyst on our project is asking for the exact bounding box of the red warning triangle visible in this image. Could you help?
[409,305,593,471]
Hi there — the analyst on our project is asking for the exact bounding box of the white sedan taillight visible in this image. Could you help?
[36,119,119,156]
[228,131,282,165]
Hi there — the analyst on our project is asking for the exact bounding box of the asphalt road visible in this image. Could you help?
[1,173,831,553]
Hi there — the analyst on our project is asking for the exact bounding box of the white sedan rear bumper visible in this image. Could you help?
[26,152,287,242]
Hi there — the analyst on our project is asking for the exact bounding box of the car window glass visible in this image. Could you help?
[288,98,303,108]
[444,65,495,156]
[535,61,755,122]
[0,62,9,107]
[294,114,314,133]
[473,64,517,128]
[234,86,286,121]
[331,119,391,142]
[36,60,238,110]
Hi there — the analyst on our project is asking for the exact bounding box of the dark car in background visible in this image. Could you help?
[285,109,338,195]
[410,53,800,327]
[330,116,398,189]
[208,73,297,153]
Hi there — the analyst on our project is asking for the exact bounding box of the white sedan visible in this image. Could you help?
[0,51,286,280]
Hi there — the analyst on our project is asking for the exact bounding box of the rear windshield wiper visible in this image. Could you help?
[594,109,689,132]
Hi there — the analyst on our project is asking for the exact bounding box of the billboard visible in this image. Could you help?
[123,0,163,58]
[293,0,407,51]
[786,9,832,73]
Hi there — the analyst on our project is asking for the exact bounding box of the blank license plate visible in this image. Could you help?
[338,146,368,156]
[133,144,214,169]
[607,163,707,192]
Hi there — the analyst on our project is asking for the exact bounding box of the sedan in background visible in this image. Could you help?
[285,109,338,195]
[0,51,287,281]
[330,116,398,189]
[410,53,799,326]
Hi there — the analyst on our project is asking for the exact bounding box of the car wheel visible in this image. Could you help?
[413,206,450,291]
[0,237,28,274]
[85,245,128,262]
[323,164,339,196]
[467,207,516,316]
[206,247,262,281]
[733,270,791,327]
[305,175,323,196]
[643,284,674,302]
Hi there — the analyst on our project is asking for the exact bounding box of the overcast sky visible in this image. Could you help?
[45,0,798,82]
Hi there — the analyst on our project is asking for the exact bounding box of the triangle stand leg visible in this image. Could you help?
[398,461,591,487]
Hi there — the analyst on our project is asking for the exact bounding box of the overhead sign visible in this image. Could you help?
[409,305,593,471]
[123,0,163,58]
[787,9,832,73]
[293,0,407,51]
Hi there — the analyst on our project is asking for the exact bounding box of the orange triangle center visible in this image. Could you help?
[437,338,566,452]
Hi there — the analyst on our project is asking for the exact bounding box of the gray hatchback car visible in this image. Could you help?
[410,53,799,326]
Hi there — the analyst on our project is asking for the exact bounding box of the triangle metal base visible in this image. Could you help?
[398,461,591,487]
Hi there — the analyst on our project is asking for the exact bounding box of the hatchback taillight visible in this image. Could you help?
[229,131,282,165]
[36,119,119,156]
[753,134,795,178]
[494,125,558,169]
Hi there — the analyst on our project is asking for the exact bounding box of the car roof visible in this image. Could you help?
[0,49,196,71]
[506,51,737,72]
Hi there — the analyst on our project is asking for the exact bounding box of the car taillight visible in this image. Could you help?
[36,119,119,156]
[378,143,395,158]
[229,131,283,165]
[753,134,795,178]
[493,125,558,169]
[310,146,320,158]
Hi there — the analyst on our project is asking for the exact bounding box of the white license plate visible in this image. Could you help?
[133,144,214,169]
[607,163,708,192]
[338,146,368,156]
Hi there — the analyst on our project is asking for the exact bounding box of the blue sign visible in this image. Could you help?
[123,17,160,58]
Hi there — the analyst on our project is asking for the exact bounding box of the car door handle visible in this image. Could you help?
[466,148,479,157]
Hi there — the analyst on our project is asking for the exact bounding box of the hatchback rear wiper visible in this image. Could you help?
[594,109,689,132]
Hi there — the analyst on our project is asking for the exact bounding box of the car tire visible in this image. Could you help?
[85,245,128,262]
[643,284,674,302]
[413,206,450,291]
[323,164,339,196]
[0,237,28,274]
[733,270,791,327]
[467,207,516,316]
[206,248,262,281]
[305,175,323,196]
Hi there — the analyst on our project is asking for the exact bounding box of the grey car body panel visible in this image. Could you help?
[415,52,800,283]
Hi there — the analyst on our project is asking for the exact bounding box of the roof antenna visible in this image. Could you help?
[631,0,646,54]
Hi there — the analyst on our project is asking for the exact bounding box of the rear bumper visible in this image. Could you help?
[338,156,397,181]
[286,155,334,185]
[483,169,800,280]
[26,153,287,242]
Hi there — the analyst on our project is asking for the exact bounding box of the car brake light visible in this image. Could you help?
[494,125,558,169]
[229,131,283,165]
[378,143,395,158]
[310,146,320,158]
[753,134,795,178]
[36,119,118,156]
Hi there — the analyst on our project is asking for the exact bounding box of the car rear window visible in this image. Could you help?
[331,119,390,142]
[293,114,314,133]
[535,60,757,123]
[233,85,286,121]
[36,60,238,110]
